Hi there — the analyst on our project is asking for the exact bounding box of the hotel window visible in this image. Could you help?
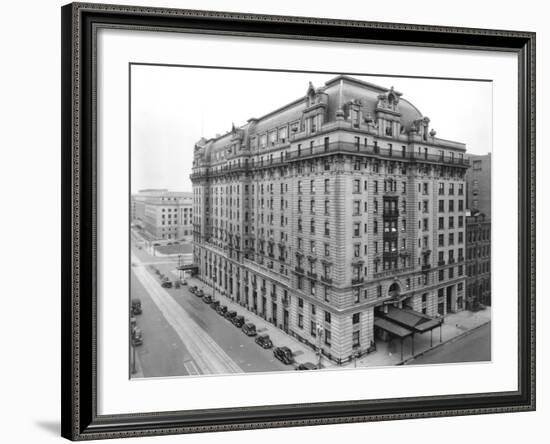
[374,200,378,214]
[298,180,302,194]
[353,200,361,215]
[422,200,429,213]
[354,244,360,257]
[324,330,332,346]
[374,220,378,234]
[325,243,330,256]
[402,182,407,194]
[298,314,303,329]
[324,137,329,152]
[459,232,464,244]
[278,127,287,143]
[449,216,454,229]
[438,183,445,195]
[438,234,444,247]
[298,218,303,233]
[353,222,360,237]
[402,146,406,158]
[459,200,464,211]
[310,199,315,213]
[473,160,482,170]
[448,200,455,212]
[297,199,302,212]
[311,180,316,194]
[310,220,315,234]
[374,180,378,194]
[449,233,455,245]
[324,221,330,236]
[458,216,464,228]
[310,281,316,296]
[439,270,444,282]
[325,311,331,324]
[353,179,360,193]
[324,179,330,193]
[325,200,330,215]
[438,217,444,230]
[401,200,407,213]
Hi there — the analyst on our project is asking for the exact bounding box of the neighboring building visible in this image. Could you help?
[465,153,491,218]
[464,153,492,309]
[465,213,491,309]
[131,189,193,241]
[191,75,469,364]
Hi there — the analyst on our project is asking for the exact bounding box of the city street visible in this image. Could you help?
[405,322,491,366]
[130,239,290,378]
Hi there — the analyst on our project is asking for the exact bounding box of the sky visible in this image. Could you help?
[130,65,492,193]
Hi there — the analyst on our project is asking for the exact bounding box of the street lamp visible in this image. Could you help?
[316,323,324,369]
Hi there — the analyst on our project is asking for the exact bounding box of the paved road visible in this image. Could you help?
[130,242,290,378]
[405,322,491,366]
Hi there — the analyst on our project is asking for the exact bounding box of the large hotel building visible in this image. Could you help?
[191,76,469,363]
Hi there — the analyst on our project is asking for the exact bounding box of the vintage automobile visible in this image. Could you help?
[255,334,273,349]
[130,316,137,329]
[189,285,197,294]
[232,315,245,328]
[273,346,294,365]
[202,295,213,304]
[224,310,237,321]
[216,305,228,316]
[131,298,142,315]
[195,288,204,297]
[295,362,317,370]
[241,322,257,336]
[132,327,143,346]
[161,281,173,289]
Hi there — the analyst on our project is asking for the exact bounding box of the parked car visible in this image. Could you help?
[232,315,245,328]
[255,334,273,349]
[189,286,197,294]
[196,288,204,297]
[130,316,137,329]
[161,281,173,289]
[181,280,188,286]
[295,362,317,370]
[210,300,220,310]
[242,322,257,336]
[273,346,294,365]
[131,298,142,315]
[224,310,237,321]
[132,327,143,346]
[216,305,228,316]
[202,295,213,304]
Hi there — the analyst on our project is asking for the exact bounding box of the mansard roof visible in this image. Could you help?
[199,75,425,161]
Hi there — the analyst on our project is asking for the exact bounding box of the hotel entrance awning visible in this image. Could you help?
[374,318,413,339]
[381,306,443,334]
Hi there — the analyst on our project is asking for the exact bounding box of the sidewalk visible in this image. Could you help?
[186,276,321,368]
[342,307,492,368]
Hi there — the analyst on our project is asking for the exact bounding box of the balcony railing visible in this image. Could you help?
[351,277,364,285]
[321,276,333,284]
[190,142,470,179]
[422,264,432,271]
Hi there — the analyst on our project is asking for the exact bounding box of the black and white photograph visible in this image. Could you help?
[129,66,492,378]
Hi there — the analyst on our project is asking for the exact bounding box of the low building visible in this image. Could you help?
[131,189,193,242]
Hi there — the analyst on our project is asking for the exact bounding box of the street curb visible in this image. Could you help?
[399,320,491,365]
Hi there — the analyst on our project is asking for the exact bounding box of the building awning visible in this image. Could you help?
[380,306,443,334]
[374,318,414,339]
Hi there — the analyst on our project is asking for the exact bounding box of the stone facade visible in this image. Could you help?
[191,76,468,363]
[131,189,193,241]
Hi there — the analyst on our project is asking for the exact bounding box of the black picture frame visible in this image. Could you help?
[61,2,536,440]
